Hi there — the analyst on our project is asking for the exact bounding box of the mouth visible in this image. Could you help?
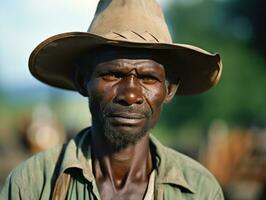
[106,112,145,125]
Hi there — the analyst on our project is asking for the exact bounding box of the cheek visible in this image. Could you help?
[144,84,167,127]
[87,80,115,111]
[143,85,167,128]
[146,84,167,109]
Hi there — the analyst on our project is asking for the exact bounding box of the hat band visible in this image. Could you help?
[102,30,161,43]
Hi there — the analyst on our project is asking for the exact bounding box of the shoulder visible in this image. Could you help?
[0,144,64,199]
[13,144,63,178]
[151,136,224,199]
[165,146,223,198]
[7,127,90,185]
[0,128,90,199]
[167,146,217,180]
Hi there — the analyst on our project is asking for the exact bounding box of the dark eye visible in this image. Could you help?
[100,72,124,81]
[100,73,118,81]
[140,76,158,84]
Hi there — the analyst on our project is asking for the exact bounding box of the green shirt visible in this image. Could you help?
[0,128,224,200]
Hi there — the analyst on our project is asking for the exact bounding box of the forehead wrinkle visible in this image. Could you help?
[121,61,161,76]
[97,59,143,73]
[95,60,127,72]
[127,60,165,75]
[135,60,165,72]
[96,59,165,77]
[114,59,154,68]
[98,59,134,69]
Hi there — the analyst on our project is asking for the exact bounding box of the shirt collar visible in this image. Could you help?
[60,128,94,182]
[59,128,195,193]
[150,135,195,193]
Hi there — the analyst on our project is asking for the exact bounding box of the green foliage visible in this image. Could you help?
[158,0,266,134]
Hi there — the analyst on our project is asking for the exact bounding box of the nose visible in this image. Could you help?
[115,76,144,106]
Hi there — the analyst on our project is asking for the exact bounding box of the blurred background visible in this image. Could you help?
[0,0,265,199]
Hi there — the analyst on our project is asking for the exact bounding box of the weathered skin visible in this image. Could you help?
[76,48,178,200]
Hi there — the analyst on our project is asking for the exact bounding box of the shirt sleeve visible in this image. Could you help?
[0,171,23,200]
[0,154,48,200]
[1,145,64,200]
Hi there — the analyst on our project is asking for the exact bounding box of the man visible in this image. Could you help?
[0,0,224,199]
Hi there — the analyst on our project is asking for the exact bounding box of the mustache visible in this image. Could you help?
[103,105,151,118]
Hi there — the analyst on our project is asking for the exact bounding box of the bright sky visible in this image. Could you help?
[0,0,170,91]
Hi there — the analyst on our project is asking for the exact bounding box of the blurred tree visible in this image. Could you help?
[229,0,266,55]
[157,0,266,135]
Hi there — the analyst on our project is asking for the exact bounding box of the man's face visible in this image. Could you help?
[84,49,177,148]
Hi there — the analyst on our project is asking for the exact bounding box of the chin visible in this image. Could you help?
[103,123,149,149]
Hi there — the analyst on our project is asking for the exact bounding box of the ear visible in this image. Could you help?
[73,65,89,97]
[164,83,178,103]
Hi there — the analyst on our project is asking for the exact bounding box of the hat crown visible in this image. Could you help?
[88,0,172,43]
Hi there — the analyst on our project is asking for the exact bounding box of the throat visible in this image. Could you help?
[92,135,153,191]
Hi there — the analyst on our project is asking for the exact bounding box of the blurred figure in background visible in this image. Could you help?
[25,104,66,153]
[201,120,266,200]
[15,104,66,154]
[0,104,66,188]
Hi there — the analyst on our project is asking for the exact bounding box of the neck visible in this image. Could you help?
[91,127,153,190]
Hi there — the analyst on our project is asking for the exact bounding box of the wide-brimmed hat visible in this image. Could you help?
[29,0,222,95]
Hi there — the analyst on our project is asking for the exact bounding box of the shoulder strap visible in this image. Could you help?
[51,173,71,200]
[50,144,71,200]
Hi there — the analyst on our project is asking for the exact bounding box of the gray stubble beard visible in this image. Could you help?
[103,120,150,150]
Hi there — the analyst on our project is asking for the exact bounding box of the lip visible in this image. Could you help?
[107,113,145,125]
[109,112,145,119]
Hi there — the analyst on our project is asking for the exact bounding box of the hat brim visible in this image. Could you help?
[29,32,222,95]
